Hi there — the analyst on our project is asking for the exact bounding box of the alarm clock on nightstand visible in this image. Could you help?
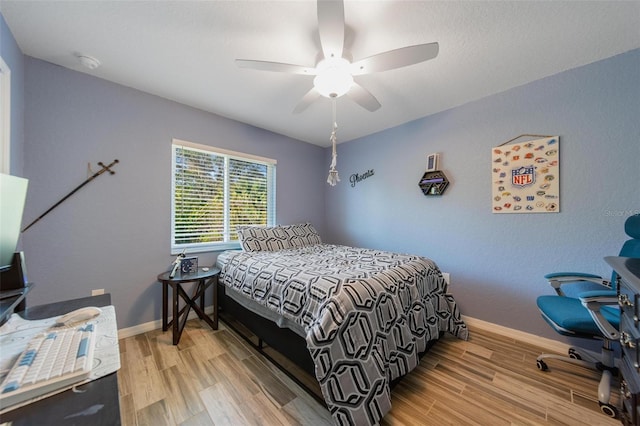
[180,256,198,274]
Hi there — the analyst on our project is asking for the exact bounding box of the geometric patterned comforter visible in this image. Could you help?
[217,244,468,425]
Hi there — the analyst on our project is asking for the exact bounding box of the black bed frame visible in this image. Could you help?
[216,282,441,406]
[216,283,324,401]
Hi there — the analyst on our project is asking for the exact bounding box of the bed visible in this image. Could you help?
[215,223,468,425]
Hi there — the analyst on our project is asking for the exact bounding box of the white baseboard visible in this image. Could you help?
[118,310,570,356]
[117,306,215,340]
[462,315,571,354]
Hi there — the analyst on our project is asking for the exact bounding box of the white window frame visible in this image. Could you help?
[171,138,276,254]
[0,56,11,175]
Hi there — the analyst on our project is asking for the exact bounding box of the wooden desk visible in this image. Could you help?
[157,267,220,345]
[0,294,120,426]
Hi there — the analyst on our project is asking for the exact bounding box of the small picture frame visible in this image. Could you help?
[180,256,198,274]
[426,153,440,172]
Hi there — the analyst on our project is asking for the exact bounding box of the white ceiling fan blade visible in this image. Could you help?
[293,87,322,114]
[347,83,381,112]
[317,0,344,59]
[236,59,315,75]
[350,42,439,75]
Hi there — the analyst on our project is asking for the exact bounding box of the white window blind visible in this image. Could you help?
[171,139,276,253]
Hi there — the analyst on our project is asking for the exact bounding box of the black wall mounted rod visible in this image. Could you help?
[21,159,119,233]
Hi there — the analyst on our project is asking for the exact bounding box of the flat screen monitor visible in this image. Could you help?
[0,173,28,272]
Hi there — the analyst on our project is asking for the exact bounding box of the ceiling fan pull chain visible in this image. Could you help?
[332,97,338,138]
[327,98,340,186]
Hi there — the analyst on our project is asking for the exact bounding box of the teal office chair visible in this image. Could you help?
[536,214,640,418]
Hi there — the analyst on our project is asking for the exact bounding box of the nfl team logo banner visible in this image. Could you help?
[491,136,559,213]
[512,166,535,187]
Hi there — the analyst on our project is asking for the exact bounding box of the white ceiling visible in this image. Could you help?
[1,1,639,147]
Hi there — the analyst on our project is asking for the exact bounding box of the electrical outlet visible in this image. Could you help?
[91,289,105,296]
[442,272,450,285]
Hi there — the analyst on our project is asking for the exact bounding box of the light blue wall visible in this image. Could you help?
[21,57,326,329]
[0,12,24,176]
[324,49,640,342]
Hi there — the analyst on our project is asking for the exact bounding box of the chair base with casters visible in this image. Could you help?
[536,341,619,418]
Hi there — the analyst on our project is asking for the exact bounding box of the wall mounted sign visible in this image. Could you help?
[491,136,559,213]
[350,169,374,187]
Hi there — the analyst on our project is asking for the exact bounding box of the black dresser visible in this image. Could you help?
[607,256,640,425]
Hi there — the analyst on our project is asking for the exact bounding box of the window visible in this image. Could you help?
[171,139,276,253]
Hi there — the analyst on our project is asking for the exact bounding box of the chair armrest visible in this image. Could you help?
[578,290,618,302]
[545,272,603,280]
[544,272,610,296]
[579,291,620,340]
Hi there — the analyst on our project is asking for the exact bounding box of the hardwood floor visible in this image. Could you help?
[118,318,620,425]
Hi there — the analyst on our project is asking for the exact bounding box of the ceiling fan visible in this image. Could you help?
[235,0,439,114]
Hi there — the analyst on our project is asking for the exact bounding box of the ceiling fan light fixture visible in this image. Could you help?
[236,0,439,117]
[313,57,353,98]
